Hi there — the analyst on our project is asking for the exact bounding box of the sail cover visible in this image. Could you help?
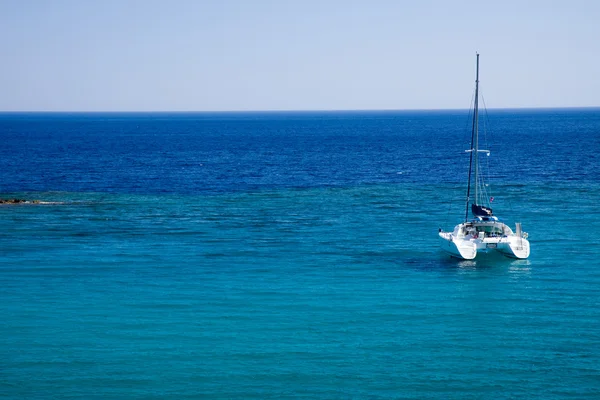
[472,204,493,217]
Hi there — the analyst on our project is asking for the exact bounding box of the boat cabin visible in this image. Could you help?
[453,220,514,239]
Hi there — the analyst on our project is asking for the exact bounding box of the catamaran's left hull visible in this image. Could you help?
[439,232,477,260]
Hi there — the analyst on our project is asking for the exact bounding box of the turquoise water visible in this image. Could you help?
[1,111,600,398]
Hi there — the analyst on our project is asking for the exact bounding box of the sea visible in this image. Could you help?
[1,109,599,399]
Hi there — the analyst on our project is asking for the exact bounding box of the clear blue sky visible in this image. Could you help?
[1,0,598,111]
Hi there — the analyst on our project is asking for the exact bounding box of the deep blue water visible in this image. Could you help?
[1,109,600,398]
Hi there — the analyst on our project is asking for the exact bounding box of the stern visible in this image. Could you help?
[439,232,477,260]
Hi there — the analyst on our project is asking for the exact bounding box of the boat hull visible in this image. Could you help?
[496,236,530,259]
[439,232,477,260]
[439,232,530,260]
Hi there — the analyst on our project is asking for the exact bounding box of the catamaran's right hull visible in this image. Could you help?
[496,236,530,259]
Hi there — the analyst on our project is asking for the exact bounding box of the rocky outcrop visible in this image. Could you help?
[0,198,40,204]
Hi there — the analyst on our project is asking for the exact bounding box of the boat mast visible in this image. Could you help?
[465,53,480,221]
[474,53,480,207]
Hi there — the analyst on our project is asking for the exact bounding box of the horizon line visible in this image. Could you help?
[1,106,599,114]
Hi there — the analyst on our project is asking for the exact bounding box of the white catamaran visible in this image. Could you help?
[439,54,530,260]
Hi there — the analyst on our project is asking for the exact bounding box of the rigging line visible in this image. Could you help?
[444,195,455,228]
[480,95,522,222]
[480,92,494,207]
[481,92,493,157]
[479,96,520,222]
[479,98,519,224]
[465,91,478,221]
[441,88,477,227]
[463,89,476,143]
[459,89,476,154]
[448,88,476,220]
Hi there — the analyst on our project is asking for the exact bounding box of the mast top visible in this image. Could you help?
[476,53,479,82]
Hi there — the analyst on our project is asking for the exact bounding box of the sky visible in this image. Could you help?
[0,0,598,111]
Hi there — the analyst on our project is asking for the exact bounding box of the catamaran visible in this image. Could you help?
[439,54,530,260]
